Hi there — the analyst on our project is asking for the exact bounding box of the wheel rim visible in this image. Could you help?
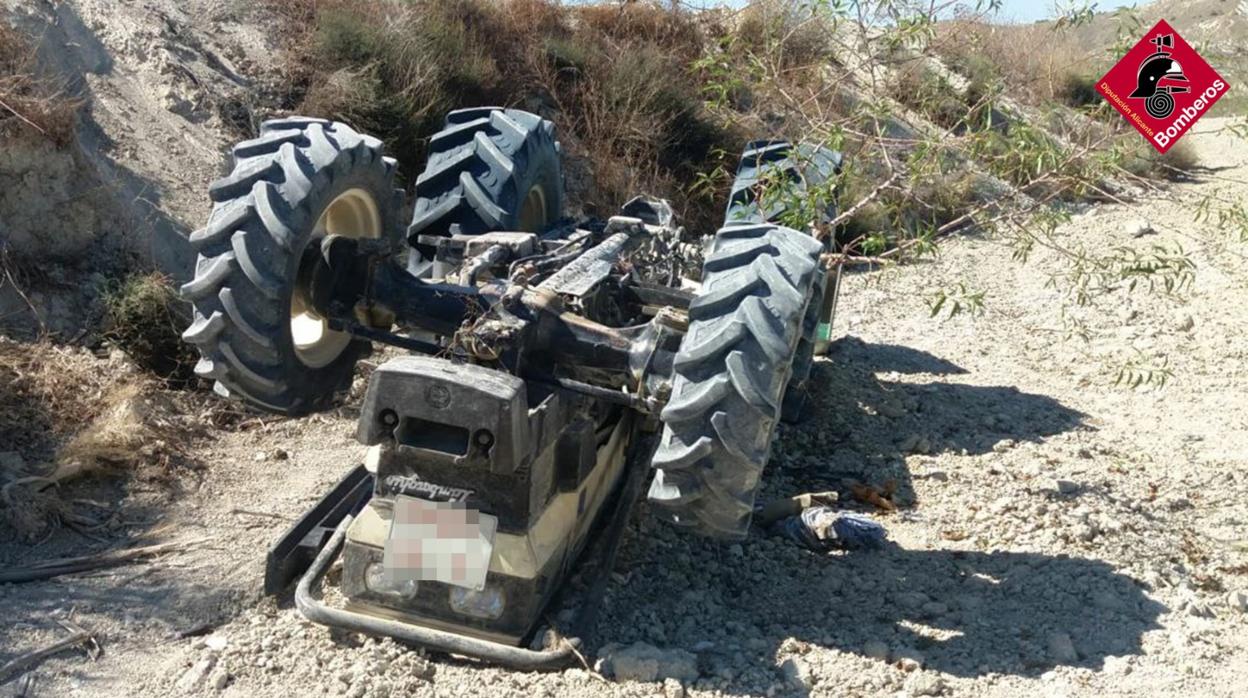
[517,184,548,233]
[290,188,381,368]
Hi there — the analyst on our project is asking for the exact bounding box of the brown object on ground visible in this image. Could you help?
[850,481,898,512]
[0,339,200,539]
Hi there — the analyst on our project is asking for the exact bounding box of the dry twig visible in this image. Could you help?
[0,537,210,584]
[0,620,98,683]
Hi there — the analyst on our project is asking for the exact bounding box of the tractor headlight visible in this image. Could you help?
[448,584,505,620]
[364,562,419,598]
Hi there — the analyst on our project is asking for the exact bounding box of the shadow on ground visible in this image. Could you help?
[764,337,1088,510]
[598,338,1154,692]
[1,2,194,340]
[814,335,1087,456]
[603,534,1164,691]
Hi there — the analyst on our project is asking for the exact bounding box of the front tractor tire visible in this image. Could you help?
[181,118,402,415]
[649,223,823,538]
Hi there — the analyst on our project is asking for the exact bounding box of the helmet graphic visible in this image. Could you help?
[1128,55,1187,99]
[1127,34,1189,118]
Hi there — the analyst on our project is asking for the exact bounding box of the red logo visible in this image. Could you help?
[1096,19,1230,153]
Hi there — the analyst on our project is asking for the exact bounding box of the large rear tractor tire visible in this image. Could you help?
[181,118,402,415]
[648,223,822,538]
[407,107,563,265]
[724,140,844,423]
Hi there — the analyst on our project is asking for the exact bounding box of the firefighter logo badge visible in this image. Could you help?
[1096,20,1230,153]
[1129,33,1187,119]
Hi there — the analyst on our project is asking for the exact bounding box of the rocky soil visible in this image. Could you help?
[2,117,1245,697]
[2,1,1248,696]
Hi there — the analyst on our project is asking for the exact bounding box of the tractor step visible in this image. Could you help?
[264,464,374,595]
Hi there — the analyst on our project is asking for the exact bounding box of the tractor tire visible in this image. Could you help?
[408,107,563,254]
[724,139,841,228]
[724,140,843,423]
[782,268,827,421]
[648,223,822,538]
[181,118,402,415]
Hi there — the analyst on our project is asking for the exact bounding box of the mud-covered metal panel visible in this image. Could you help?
[358,356,530,475]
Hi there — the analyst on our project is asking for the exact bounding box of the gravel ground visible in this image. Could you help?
[3,117,1246,697]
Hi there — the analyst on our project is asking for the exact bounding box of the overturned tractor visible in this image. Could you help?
[181,108,842,665]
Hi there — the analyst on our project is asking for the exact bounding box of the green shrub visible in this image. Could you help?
[300,2,504,176]
[892,64,979,132]
[103,273,197,386]
[271,0,736,229]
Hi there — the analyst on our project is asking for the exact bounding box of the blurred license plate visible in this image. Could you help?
[382,495,497,591]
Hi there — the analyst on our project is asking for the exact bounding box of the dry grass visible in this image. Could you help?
[264,0,737,231]
[0,339,202,540]
[1120,138,1202,181]
[264,0,1150,244]
[253,1,1184,265]
[934,20,1100,108]
[0,23,79,146]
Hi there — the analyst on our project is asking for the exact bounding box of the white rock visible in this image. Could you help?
[1054,479,1079,495]
[662,677,686,698]
[1124,218,1155,237]
[1226,589,1248,612]
[204,634,228,652]
[894,648,924,672]
[1103,655,1133,675]
[779,657,814,690]
[1187,599,1215,618]
[175,656,217,693]
[904,672,946,697]
[600,642,699,683]
[1075,524,1097,541]
[208,667,230,692]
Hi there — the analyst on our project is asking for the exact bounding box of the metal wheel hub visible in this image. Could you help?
[517,185,548,233]
[291,188,382,368]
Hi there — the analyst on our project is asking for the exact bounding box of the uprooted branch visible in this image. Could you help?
[0,620,100,683]
[0,537,212,584]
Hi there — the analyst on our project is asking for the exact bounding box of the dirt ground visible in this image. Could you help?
[2,115,1246,696]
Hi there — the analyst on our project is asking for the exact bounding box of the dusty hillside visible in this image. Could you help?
[978,0,1248,115]
[0,0,284,336]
